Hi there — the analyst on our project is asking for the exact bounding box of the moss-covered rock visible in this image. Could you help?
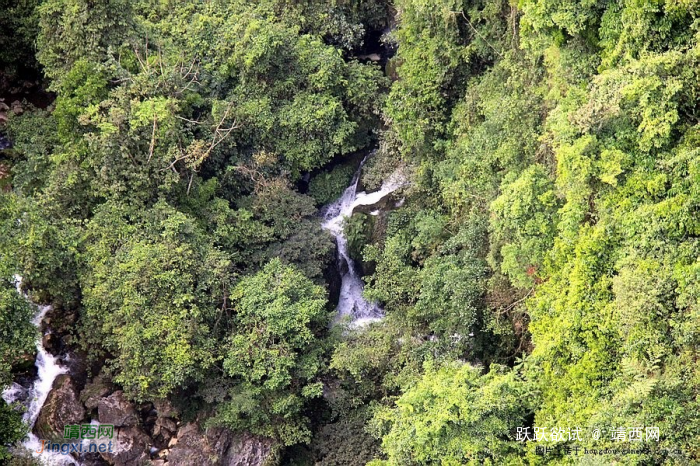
[34,374,85,439]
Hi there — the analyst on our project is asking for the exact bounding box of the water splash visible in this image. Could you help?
[321,158,403,323]
[2,277,72,465]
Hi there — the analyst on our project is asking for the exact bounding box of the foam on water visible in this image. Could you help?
[2,277,72,465]
[321,158,404,321]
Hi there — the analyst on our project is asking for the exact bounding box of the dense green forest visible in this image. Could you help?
[0,0,698,465]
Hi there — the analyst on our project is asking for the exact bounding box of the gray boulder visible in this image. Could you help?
[98,391,139,427]
[35,374,86,438]
[167,423,278,466]
[99,425,151,466]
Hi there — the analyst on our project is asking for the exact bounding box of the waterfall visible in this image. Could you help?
[1,277,73,465]
[321,157,403,326]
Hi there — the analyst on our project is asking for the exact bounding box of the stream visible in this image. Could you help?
[320,157,403,326]
[1,278,74,465]
[1,158,403,465]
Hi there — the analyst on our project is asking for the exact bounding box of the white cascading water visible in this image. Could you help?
[321,158,403,326]
[1,277,72,465]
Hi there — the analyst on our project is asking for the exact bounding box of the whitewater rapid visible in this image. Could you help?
[321,158,403,325]
[1,278,72,465]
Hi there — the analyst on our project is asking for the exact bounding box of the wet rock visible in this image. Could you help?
[138,402,153,416]
[357,53,381,62]
[42,333,61,356]
[155,417,177,434]
[351,192,397,216]
[99,425,151,466]
[0,100,8,126]
[63,350,89,390]
[2,382,28,404]
[323,241,342,309]
[144,410,158,430]
[64,311,78,326]
[12,351,38,377]
[98,391,139,427]
[80,373,114,411]
[35,374,86,438]
[167,423,278,466]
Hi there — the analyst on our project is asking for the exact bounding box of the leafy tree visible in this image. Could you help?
[239,182,334,281]
[37,0,135,84]
[489,164,560,288]
[370,363,534,465]
[0,192,80,306]
[212,259,328,445]
[0,280,35,388]
[0,401,27,462]
[80,201,230,401]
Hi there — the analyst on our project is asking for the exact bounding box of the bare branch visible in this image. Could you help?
[456,10,504,58]
[147,113,157,163]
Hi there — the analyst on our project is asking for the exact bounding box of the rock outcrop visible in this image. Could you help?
[98,391,139,427]
[167,423,278,466]
[80,373,114,411]
[34,367,277,466]
[99,425,151,466]
[35,374,86,438]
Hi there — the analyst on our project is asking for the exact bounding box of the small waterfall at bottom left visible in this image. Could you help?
[2,277,75,465]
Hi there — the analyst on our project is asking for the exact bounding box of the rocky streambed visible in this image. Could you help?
[3,288,279,466]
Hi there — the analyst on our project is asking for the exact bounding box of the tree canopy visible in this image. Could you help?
[0,0,697,463]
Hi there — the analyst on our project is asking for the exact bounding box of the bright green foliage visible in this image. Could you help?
[490,165,559,288]
[80,201,230,401]
[25,0,386,215]
[0,273,35,462]
[364,232,420,314]
[0,193,80,307]
[386,0,513,158]
[311,410,383,466]
[2,0,699,461]
[3,0,386,452]
[238,182,334,281]
[5,110,59,196]
[214,259,328,445]
[413,252,485,339]
[256,0,392,50]
[0,400,27,462]
[0,231,35,461]
[370,363,533,465]
[37,0,135,84]
[386,0,465,157]
[363,0,700,464]
[344,212,375,265]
